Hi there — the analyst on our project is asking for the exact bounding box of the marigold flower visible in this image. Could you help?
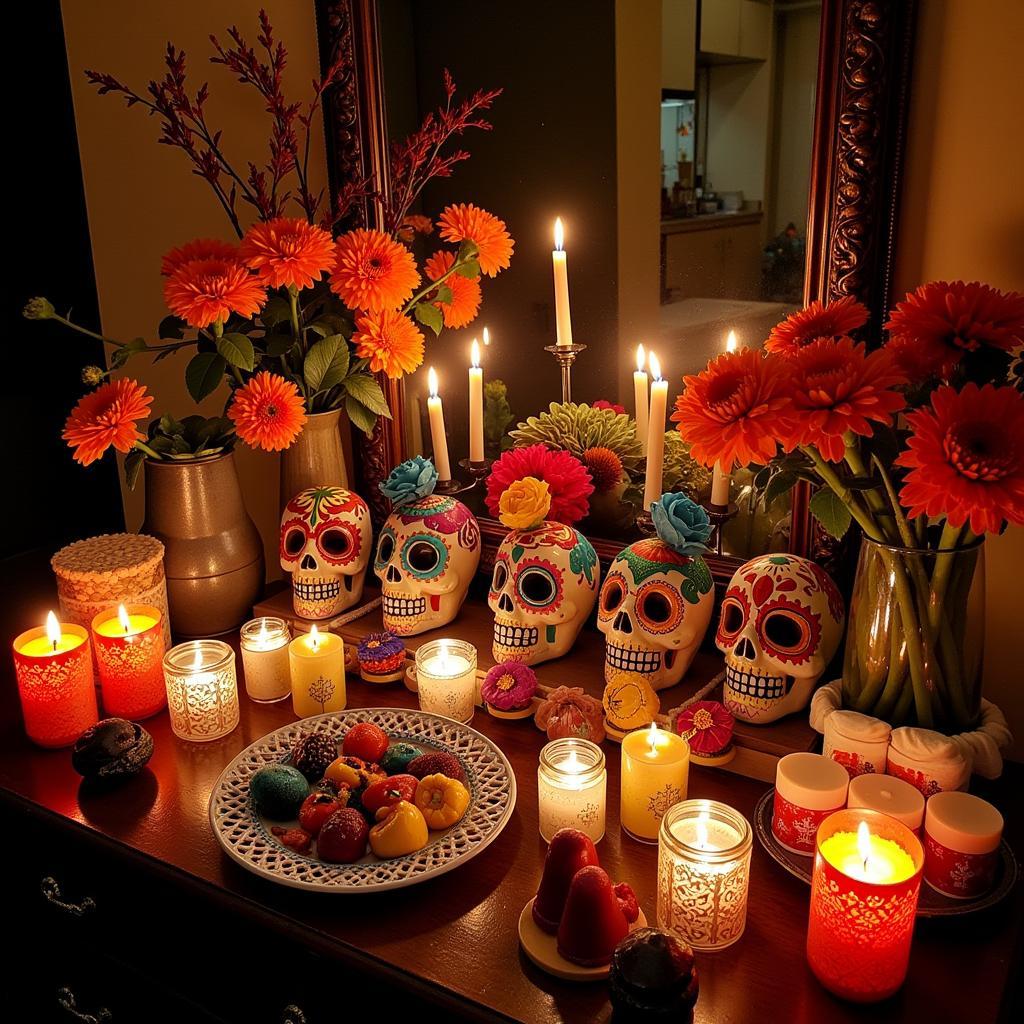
[161,238,240,277]
[486,444,594,526]
[239,217,336,291]
[437,203,514,277]
[582,446,623,493]
[329,229,419,311]
[896,383,1024,535]
[163,258,266,329]
[228,371,307,452]
[499,476,552,530]
[765,296,869,355]
[425,250,481,329]
[352,309,425,378]
[63,378,153,466]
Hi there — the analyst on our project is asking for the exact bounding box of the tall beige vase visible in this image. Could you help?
[279,408,350,508]
[141,452,264,637]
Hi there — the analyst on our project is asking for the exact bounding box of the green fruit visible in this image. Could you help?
[380,742,422,776]
[250,764,309,820]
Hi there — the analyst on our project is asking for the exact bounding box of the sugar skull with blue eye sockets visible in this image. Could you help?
[373,493,481,635]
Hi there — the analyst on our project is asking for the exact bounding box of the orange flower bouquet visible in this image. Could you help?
[673,281,1024,734]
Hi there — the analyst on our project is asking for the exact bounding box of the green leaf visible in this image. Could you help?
[810,488,852,539]
[457,240,479,262]
[124,450,145,491]
[433,285,453,305]
[414,302,443,335]
[216,332,255,371]
[261,294,292,328]
[345,395,377,436]
[455,259,480,279]
[763,470,797,508]
[263,333,296,357]
[158,315,185,340]
[304,334,350,392]
[185,352,227,403]
[343,373,390,416]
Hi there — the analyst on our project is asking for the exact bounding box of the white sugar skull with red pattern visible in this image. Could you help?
[716,554,844,724]
[280,486,371,619]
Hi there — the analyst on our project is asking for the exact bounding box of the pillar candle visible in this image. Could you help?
[91,603,166,719]
[239,616,291,703]
[469,338,484,463]
[12,612,97,748]
[162,640,239,742]
[620,723,690,842]
[552,217,572,346]
[633,344,649,456]
[923,791,1003,899]
[289,625,346,717]
[426,366,452,482]
[848,773,925,832]
[415,639,477,723]
[642,352,668,509]
[538,738,607,843]
[772,751,849,855]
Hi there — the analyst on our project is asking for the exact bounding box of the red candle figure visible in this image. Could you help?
[12,611,97,747]
[91,604,166,719]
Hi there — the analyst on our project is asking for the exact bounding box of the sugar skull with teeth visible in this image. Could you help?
[488,521,600,666]
[280,486,372,619]
[717,554,844,724]
[374,493,480,635]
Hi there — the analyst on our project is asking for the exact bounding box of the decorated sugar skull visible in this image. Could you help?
[717,554,845,724]
[488,521,600,666]
[280,486,372,619]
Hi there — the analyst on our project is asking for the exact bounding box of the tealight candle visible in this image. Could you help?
[772,752,849,855]
[923,791,1003,899]
[162,640,239,742]
[289,625,346,717]
[239,616,291,703]
[620,723,690,842]
[848,772,925,832]
[657,799,752,951]
[538,737,607,843]
[807,808,924,1002]
[415,639,476,723]
[12,611,97,748]
[91,603,166,719]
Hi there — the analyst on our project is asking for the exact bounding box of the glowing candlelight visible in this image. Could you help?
[643,352,668,509]
[620,722,689,842]
[289,625,345,717]
[92,603,165,719]
[415,638,477,723]
[538,737,607,842]
[552,217,573,346]
[162,639,239,742]
[469,339,484,462]
[634,344,650,455]
[240,616,291,703]
[427,366,452,481]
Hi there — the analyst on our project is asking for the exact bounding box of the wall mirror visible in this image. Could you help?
[316,0,915,583]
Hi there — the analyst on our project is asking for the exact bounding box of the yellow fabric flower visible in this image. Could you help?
[498,476,552,530]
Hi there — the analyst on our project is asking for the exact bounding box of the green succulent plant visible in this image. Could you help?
[509,402,643,470]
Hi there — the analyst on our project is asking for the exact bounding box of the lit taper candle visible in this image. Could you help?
[552,217,572,346]
[634,344,649,455]
[469,338,484,463]
[426,366,452,482]
[643,352,668,509]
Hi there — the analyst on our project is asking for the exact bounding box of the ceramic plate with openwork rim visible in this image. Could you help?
[754,788,1018,918]
[209,708,517,892]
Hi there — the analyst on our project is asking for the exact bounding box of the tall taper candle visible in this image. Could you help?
[643,352,668,509]
[469,338,484,462]
[426,366,452,481]
[711,331,738,506]
[634,344,650,455]
[552,218,572,346]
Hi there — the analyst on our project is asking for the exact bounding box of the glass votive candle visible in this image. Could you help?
[162,640,240,742]
[807,807,924,1002]
[91,603,166,719]
[620,723,690,843]
[537,737,607,843]
[289,624,346,717]
[239,617,291,703]
[415,639,477,723]
[657,799,752,951]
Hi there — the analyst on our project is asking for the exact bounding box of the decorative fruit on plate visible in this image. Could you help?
[298,791,346,836]
[318,807,370,864]
[369,800,429,858]
[324,756,384,791]
[363,774,419,816]
[407,751,466,783]
[557,865,635,967]
[533,828,601,934]
[250,764,310,819]
[343,722,389,763]
[271,826,313,854]
[609,928,699,1022]
[380,742,422,776]
[292,732,339,781]
[414,773,471,829]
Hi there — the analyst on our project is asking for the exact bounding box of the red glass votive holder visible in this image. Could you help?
[772,752,849,854]
[923,791,1003,899]
[807,808,924,1003]
[91,604,166,719]
[12,623,97,748]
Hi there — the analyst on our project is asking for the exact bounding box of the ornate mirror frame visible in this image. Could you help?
[315,0,917,582]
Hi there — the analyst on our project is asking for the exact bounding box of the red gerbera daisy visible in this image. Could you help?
[425,250,481,329]
[781,336,907,462]
[671,348,793,469]
[160,238,239,277]
[163,258,266,329]
[896,383,1024,535]
[437,203,514,277]
[228,371,307,452]
[765,296,869,356]
[885,280,1024,381]
[63,378,153,465]
[239,217,336,291]
[329,229,419,311]
[486,444,594,526]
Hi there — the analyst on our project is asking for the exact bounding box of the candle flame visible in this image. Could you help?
[554,217,565,251]
[191,646,204,672]
[636,343,646,372]
[309,623,321,652]
[428,366,439,398]
[564,749,581,773]
[696,812,709,851]
[649,351,662,381]
[439,640,450,672]
[646,721,660,755]
[118,603,131,633]
[45,610,61,650]
[482,326,491,346]
[726,329,738,353]
[857,820,872,873]
[258,618,269,644]
[471,339,481,368]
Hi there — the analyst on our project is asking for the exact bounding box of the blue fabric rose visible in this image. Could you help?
[380,456,438,506]
[651,492,712,556]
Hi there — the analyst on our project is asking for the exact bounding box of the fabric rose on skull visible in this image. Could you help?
[380,455,438,507]
[498,476,552,530]
[651,492,712,556]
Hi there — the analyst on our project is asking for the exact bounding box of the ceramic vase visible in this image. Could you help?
[279,408,349,509]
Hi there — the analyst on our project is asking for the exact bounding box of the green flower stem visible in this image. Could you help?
[288,287,303,345]
[132,440,162,460]
[211,320,244,387]
[400,254,475,314]
[928,521,965,630]
[800,446,882,540]
[843,435,900,542]
[873,455,919,552]
[49,312,191,354]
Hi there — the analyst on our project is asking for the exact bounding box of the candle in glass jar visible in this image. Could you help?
[620,723,690,842]
[633,344,649,455]
[657,799,752,951]
[552,217,573,346]
[642,352,668,509]
[469,338,484,463]
[239,616,291,703]
[538,738,607,843]
[162,640,239,742]
[426,366,452,482]
[91,603,166,719]
[12,611,97,748]
[289,625,346,717]
[807,808,923,1002]
[415,639,477,723]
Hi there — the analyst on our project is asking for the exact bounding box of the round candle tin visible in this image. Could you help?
[848,773,925,832]
[923,791,1003,899]
[772,752,849,855]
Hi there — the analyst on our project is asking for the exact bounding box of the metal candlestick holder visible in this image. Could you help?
[702,501,738,557]
[544,344,588,403]
[458,457,492,482]
[635,509,656,537]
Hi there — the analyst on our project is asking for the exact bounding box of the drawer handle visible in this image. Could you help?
[57,987,111,1022]
[282,1006,307,1024]
[41,877,96,917]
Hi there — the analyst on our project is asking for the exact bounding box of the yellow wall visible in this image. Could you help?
[61,0,328,577]
[894,0,1024,757]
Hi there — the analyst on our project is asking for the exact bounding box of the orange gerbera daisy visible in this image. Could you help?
[765,296,869,355]
[671,348,793,469]
[160,238,240,277]
[425,250,481,329]
[896,383,1024,535]
[239,217,336,291]
[397,213,434,244]
[163,258,266,329]
[63,378,153,465]
[437,203,514,277]
[329,229,419,311]
[228,371,307,452]
[352,310,425,378]
[781,337,906,462]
